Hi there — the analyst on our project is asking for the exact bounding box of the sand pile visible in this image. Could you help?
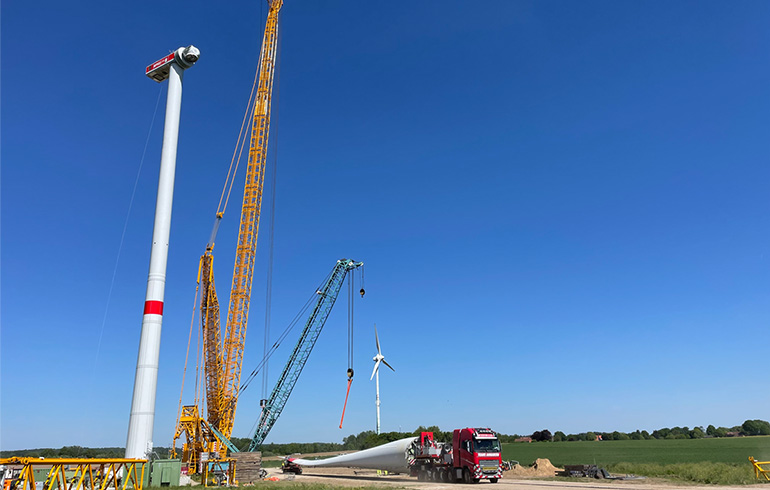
[508,458,563,478]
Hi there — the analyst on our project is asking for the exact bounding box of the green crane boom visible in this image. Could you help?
[247,258,363,451]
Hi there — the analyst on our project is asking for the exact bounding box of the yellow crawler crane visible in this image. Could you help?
[172,0,283,472]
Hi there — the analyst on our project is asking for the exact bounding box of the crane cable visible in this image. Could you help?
[173,284,201,437]
[339,274,355,428]
[262,15,282,402]
[217,0,274,219]
[216,66,260,219]
[174,41,262,432]
[93,84,163,378]
[239,266,337,394]
[348,274,354,376]
[360,265,366,297]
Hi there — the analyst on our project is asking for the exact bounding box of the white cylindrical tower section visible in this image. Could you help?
[125,46,199,460]
[375,371,381,435]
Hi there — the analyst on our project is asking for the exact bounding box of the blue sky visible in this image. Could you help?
[2,1,769,451]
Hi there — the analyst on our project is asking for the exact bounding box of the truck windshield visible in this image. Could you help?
[474,438,501,452]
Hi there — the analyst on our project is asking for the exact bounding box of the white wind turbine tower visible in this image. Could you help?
[370,324,395,435]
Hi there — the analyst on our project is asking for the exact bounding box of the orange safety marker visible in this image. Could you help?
[339,378,353,428]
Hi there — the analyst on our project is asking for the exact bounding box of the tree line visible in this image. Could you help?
[4,419,767,458]
[219,419,770,455]
[518,419,770,442]
[230,425,452,456]
[0,446,130,459]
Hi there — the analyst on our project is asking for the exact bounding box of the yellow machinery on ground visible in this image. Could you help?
[0,458,146,490]
[201,459,237,487]
[749,457,770,481]
[171,0,283,472]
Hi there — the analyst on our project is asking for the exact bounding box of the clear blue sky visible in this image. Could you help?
[2,1,769,451]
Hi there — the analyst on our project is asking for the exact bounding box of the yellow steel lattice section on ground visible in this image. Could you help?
[0,458,146,490]
[749,457,770,481]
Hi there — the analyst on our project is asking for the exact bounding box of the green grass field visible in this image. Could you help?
[502,436,770,485]
[503,436,770,466]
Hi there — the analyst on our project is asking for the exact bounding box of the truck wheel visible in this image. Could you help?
[441,469,451,483]
[490,478,498,483]
[463,468,472,484]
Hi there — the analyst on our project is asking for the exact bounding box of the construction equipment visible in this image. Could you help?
[0,458,147,490]
[562,464,610,479]
[750,457,770,481]
[201,459,236,487]
[411,428,503,483]
[290,427,504,484]
[247,258,364,450]
[280,460,302,475]
[171,0,283,471]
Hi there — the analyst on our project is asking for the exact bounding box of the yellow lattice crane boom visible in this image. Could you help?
[172,0,283,471]
[220,0,282,439]
[200,245,224,429]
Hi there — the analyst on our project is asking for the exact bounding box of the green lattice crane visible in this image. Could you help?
[247,258,363,450]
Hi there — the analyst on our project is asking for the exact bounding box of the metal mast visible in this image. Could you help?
[248,259,363,450]
[126,45,200,460]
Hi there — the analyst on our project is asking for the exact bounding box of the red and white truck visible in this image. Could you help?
[411,428,503,483]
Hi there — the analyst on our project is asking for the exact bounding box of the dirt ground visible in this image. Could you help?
[259,463,752,490]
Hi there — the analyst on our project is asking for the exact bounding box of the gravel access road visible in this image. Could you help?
[263,467,751,490]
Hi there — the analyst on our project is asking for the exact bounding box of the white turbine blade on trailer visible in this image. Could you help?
[381,358,395,372]
[370,359,381,380]
[290,436,416,474]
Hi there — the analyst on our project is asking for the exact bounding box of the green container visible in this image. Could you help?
[32,469,50,483]
[149,459,181,487]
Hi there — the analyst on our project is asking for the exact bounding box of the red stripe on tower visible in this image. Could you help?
[143,300,164,315]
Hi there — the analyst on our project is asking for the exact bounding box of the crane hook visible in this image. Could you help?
[359,288,365,298]
[346,368,354,380]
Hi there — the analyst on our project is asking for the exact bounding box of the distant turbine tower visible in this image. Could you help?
[370,324,395,435]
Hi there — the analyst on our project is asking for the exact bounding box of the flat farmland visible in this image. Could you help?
[503,436,770,466]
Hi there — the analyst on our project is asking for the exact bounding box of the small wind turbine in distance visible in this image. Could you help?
[371,324,395,435]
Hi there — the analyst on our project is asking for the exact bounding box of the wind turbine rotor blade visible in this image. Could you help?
[370,359,382,380]
[374,324,381,355]
[382,358,396,372]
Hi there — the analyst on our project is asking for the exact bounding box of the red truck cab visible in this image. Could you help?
[411,427,502,483]
[452,427,503,483]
